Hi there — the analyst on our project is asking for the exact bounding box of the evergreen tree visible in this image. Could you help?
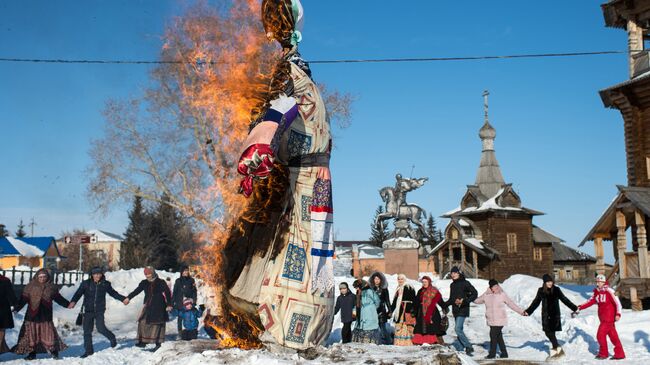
[370,205,389,247]
[0,224,8,237]
[425,214,437,244]
[434,228,444,244]
[121,194,152,269]
[16,219,27,238]
[147,193,181,270]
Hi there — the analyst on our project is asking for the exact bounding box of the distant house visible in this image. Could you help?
[57,229,123,270]
[0,236,63,269]
[552,241,611,285]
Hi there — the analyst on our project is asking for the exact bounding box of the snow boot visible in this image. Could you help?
[51,350,59,360]
[151,343,161,352]
[110,339,117,348]
[80,352,93,359]
[545,348,557,361]
[25,352,36,360]
[554,347,565,359]
[135,342,146,348]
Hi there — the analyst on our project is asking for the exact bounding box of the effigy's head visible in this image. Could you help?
[261,0,303,48]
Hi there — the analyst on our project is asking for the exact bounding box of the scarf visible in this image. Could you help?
[421,285,439,323]
[22,268,57,311]
[393,285,406,322]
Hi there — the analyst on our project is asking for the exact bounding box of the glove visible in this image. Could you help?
[237,144,275,197]
[571,310,580,318]
[199,304,205,311]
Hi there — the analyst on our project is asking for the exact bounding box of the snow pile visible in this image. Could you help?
[2,269,650,364]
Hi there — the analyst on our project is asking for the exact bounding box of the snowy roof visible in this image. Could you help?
[353,244,384,259]
[443,187,542,217]
[88,229,123,242]
[0,237,51,257]
[553,241,595,263]
[464,237,485,249]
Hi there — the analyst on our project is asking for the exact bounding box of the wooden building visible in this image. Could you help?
[552,241,613,284]
[0,236,63,269]
[431,92,556,282]
[581,0,650,310]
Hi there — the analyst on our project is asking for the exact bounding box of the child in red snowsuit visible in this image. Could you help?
[576,274,625,360]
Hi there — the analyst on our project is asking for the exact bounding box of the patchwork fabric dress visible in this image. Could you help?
[230,60,335,350]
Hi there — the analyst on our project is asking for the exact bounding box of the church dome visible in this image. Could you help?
[479,120,496,140]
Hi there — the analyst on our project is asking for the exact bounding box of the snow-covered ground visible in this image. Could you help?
[2,269,650,364]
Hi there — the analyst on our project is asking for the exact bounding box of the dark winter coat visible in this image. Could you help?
[128,277,172,324]
[413,287,445,336]
[15,289,69,323]
[525,285,577,332]
[390,285,416,323]
[172,276,197,309]
[444,275,477,317]
[369,272,391,324]
[0,275,16,329]
[70,276,126,313]
[334,291,355,324]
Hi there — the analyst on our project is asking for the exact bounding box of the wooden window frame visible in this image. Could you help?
[533,247,543,261]
[507,233,517,253]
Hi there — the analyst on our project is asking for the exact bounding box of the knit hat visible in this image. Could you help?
[90,267,103,275]
[488,279,499,288]
[450,266,460,274]
[596,274,607,282]
[542,273,554,283]
[144,267,155,276]
[183,298,194,306]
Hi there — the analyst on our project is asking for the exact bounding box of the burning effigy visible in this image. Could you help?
[202,0,335,350]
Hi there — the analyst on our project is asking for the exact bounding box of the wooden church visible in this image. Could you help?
[431,92,558,282]
[580,0,650,310]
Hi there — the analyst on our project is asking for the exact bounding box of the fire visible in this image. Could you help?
[160,1,281,348]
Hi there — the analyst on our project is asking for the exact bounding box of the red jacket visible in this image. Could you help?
[578,285,622,323]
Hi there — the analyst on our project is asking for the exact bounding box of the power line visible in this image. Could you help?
[0,50,627,66]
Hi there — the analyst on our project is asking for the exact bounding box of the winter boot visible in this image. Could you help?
[80,352,93,359]
[546,348,557,361]
[110,339,117,348]
[25,352,37,360]
[51,350,59,360]
[135,342,146,348]
[152,343,161,352]
[554,347,565,358]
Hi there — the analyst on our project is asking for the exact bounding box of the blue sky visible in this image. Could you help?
[0,1,629,262]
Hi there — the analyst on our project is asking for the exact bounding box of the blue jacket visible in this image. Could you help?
[172,307,203,331]
[356,288,380,331]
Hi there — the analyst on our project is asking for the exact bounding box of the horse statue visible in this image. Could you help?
[375,185,427,240]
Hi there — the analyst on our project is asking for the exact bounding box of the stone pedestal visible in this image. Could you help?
[382,238,420,280]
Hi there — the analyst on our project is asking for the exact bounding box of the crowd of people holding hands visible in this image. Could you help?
[0,265,198,360]
[336,267,627,360]
[0,264,628,361]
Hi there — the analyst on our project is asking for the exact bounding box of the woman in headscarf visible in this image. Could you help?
[218,0,335,350]
[351,279,380,344]
[391,274,416,346]
[0,272,17,354]
[13,268,69,360]
[412,276,444,345]
[126,267,172,351]
[369,272,391,344]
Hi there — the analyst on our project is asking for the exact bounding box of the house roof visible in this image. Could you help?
[532,226,564,244]
[442,187,543,218]
[0,236,57,258]
[352,244,384,259]
[580,185,650,246]
[553,241,596,263]
[88,229,123,242]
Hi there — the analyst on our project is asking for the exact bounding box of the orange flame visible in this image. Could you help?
[161,0,280,348]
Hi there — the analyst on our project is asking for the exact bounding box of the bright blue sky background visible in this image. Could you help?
[0,1,629,263]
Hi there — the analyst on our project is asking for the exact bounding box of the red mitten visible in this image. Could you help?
[237,143,275,197]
